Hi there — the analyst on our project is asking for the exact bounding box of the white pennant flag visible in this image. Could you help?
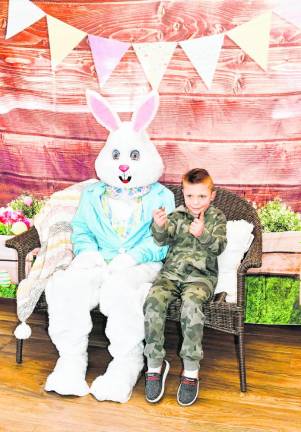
[133,42,176,90]
[180,33,224,89]
[6,0,45,39]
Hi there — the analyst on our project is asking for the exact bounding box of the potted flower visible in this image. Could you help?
[0,194,44,287]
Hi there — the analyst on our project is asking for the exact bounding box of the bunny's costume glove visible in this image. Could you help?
[108,253,136,272]
[70,251,107,270]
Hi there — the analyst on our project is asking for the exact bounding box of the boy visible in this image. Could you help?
[143,168,227,406]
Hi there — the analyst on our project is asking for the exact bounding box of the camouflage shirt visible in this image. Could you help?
[151,205,227,284]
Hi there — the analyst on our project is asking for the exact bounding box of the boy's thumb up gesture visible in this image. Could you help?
[189,210,205,238]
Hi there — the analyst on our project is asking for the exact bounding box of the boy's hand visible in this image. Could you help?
[189,210,205,238]
[153,207,167,228]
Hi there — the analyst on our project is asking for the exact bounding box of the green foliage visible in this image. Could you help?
[0,283,17,298]
[0,223,13,235]
[9,194,44,219]
[245,276,301,324]
[257,198,301,232]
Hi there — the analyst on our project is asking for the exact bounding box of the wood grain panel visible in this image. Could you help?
[247,253,301,276]
[222,185,301,212]
[0,0,301,216]
[1,0,300,45]
[157,140,301,185]
[1,44,301,96]
[2,175,300,211]
[1,94,301,141]
[1,133,300,185]
[1,300,301,432]
[1,133,300,209]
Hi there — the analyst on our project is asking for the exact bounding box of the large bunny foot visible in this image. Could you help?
[45,356,89,396]
[90,357,144,403]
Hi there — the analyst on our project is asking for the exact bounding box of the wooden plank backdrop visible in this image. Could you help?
[0,0,301,209]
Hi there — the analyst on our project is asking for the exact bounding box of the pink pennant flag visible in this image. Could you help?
[88,35,130,87]
[180,34,224,89]
[5,0,45,39]
[274,0,301,30]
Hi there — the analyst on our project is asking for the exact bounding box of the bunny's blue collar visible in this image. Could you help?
[105,184,151,200]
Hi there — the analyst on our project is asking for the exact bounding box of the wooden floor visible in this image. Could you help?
[1,299,301,432]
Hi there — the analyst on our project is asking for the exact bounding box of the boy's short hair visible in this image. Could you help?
[182,168,215,191]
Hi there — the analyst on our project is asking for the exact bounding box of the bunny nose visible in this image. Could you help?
[119,165,129,172]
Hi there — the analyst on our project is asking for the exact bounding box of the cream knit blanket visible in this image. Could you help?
[16,179,98,323]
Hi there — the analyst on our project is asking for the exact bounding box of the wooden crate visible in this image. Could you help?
[248,231,301,304]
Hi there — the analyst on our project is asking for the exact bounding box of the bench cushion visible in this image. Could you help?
[214,220,254,302]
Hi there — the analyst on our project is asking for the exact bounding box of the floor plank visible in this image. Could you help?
[1,299,301,432]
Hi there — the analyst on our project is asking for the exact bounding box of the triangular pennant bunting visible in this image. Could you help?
[227,12,272,71]
[274,0,301,30]
[180,33,224,89]
[5,0,45,39]
[133,42,177,90]
[4,3,284,87]
[88,35,130,87]
[47,15,87,69]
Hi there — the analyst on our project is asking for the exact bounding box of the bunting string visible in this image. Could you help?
[4,0,301,90]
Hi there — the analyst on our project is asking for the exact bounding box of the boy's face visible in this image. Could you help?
[182,181,216,218]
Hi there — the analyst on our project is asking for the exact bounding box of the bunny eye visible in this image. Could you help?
[112,149,120,160]
[130,150,140,161]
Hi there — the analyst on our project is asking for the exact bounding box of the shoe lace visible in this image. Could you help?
[146,373,160,382]
[182,377,197,385]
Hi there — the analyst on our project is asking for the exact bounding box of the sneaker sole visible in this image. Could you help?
[146,360,170,403]
[176,379,200,407]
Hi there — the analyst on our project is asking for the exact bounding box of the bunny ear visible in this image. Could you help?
[86,89,121,132]
[131,91,160,132]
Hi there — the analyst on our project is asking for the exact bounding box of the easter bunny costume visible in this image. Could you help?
[44,91,175,402]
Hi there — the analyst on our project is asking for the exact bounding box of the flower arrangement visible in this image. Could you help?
[0,194,44,236]
[257,198,301,232]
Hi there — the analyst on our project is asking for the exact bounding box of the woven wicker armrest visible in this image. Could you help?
[5,226,41,255]
[235,241,262,306]
[5,226,41,282]
[238,241,262,274]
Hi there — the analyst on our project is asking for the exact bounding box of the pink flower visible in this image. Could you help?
[0,207,30,227]
[22,196,33,206]
[22,216,31,228]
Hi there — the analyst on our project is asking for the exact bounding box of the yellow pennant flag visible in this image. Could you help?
[47,15,87,69]
[227,12,272,71]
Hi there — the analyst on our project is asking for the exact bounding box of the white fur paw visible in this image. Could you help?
[90,358,143,403]
[90,374,132,403]
[44,356,89,397]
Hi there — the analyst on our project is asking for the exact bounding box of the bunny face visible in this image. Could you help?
[95,122,164,188]
[86,90,164,189]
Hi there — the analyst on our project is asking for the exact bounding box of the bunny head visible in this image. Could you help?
[86,90,164,189]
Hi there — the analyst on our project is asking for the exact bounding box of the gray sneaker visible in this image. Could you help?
[145,360,170,403]
[177,376,200,406]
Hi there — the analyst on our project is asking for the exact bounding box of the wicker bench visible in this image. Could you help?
[6,184,262,392]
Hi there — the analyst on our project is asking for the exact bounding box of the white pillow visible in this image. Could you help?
[214,220,254,303]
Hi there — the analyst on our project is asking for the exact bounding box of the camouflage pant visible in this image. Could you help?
[144,275,214,370]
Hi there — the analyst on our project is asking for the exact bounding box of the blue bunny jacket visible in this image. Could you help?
[71,181,175,264]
